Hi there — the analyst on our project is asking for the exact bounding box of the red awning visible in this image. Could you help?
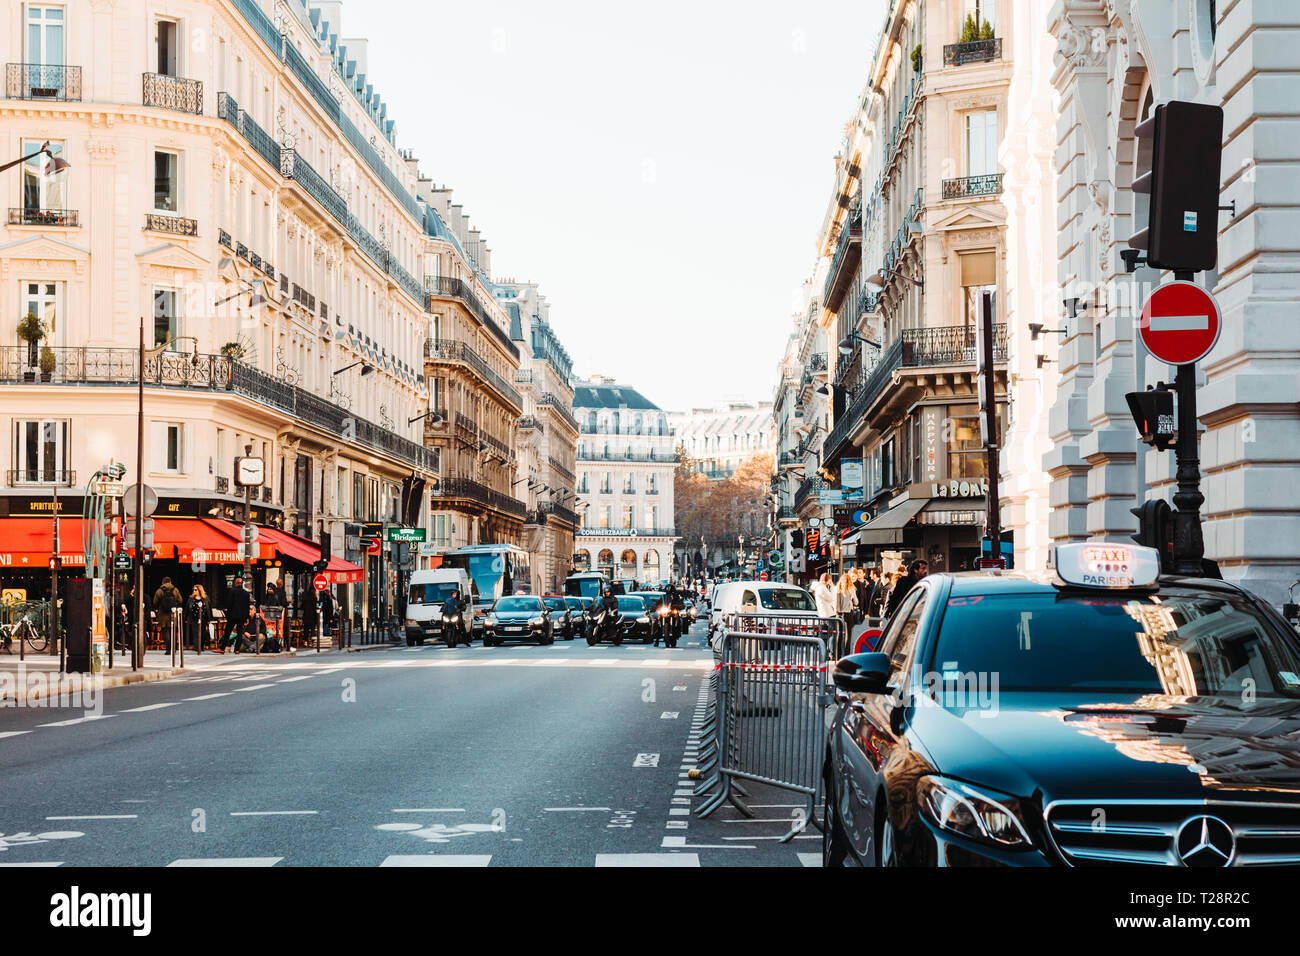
[256,526,363,583]
[0,517,98,569]
[162,519,269,565]
[323,555,363,584]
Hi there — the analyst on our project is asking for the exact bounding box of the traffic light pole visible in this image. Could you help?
[1171,272,1205,574]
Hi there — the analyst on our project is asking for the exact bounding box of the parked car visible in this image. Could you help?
[483,595,554,646]
[542,594,575,640]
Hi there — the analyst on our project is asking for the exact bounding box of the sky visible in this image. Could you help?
[351,0,886,411]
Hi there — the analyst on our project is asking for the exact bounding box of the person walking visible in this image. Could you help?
[864,568,885,621]
[851,568,869,628]
[319,587,335,637]
[183,584,211,653]
[152,576,183,650]
[885,558,929,618]
[220,577,251,653]
[811,572,838,619]
[836,573,859,637]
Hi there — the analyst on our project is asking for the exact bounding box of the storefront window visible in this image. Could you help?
[947,405,985,480]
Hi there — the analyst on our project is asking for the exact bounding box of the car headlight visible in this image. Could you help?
[444,614,458,622]
[484,616,497,627]
[916,776,1033,849]
[638,616,650,624]
[658,606,669,616]
[405,618,417,626]
[530,616,545,625]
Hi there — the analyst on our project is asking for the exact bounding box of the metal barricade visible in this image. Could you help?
[718,612,848,671]
[694,628,829,841]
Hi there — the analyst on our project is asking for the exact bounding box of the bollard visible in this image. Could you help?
[316,612,321,654]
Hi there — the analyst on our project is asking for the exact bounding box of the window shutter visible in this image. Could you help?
[149,422,165,474]
[960,251,996,288]
[182,424,193,476]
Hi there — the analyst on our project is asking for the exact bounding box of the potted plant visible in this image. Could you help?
[960,13,979,43]
[911,43,922,73]
[16,312,45,381]
[38,346,55,382]
[220,341,246,360]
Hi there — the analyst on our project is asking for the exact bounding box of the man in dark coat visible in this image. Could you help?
[221,578,251,652]
[885,559,929,619]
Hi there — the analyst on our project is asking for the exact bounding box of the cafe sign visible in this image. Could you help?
[929,477,990,499]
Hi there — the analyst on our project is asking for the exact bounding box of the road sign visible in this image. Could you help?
[384,526,426,543]
[759,571,769,581]
[113,552,132,570]
[122,483,158,518]
[123,518,154,549]
[313,573,328,592]
[365,537,382,556]
[1139,281,1222,366]
[92,478,124,497]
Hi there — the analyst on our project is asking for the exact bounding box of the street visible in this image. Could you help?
[0,620,818,867]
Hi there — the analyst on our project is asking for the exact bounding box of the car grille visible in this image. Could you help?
[1044,800,1300,866]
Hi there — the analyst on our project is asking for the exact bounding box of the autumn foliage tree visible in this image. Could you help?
[674,449,775,569]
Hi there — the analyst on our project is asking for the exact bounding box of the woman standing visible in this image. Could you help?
[183,584,211,653]
[836,573,859,634]
[811,572,838,619]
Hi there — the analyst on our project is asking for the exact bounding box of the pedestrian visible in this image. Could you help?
[319,587,335,637]
[852,567,870,627]
[183,584,211,653]
[811,572,838,619]
[301,586,319,644]
[836,572,859,633]
[152,576,183,649]
[885,558,930,618]
[220,577,251,653]
[865,568,885,620]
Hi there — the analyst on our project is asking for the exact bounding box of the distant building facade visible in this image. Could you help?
[668,402,774,480]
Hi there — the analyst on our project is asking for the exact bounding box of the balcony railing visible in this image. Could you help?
[431,477,527,519]
[540,501,579,527]
[577,450,680,464]
[6,63,81,101]
[823,205,863,312]
[776,506,797,523]
[8,208,77,227]
[281,148,347,223]
[778,451,803,469]
[425,276,520,361]
[0,347,436,473]
[144,213,198,237]
[216,476,230,494]
[142,72,203,114]
[424,339,523,410]
[943,37,1002,67]
[942,173,1004,200]
[518,415,543,432]
[547,456,576,483]
[537,392,579,432]
[480,430,512,461]
[793,475,825,512]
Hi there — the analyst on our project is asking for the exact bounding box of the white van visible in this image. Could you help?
[709,582,819,645]
[405,568,476,646]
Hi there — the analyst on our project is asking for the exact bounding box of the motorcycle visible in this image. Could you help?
[441,607,465,647]
[588,605,623,646]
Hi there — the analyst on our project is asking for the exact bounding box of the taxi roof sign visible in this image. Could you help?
[1054,542,1160,590]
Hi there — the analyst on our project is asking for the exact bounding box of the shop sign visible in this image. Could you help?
[923,407,942,482]
[929,477,990,499]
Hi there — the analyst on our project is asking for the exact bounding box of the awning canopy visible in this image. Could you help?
[0,517,98,568]
[256,526,363,583]
[0,516,268,568]
[857,497,927,546]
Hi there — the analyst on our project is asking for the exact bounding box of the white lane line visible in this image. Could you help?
[380,855,492,867]
[0,731,32,739]
[46,814,137,821]
[229,810,318,816]
[233,684,276,692]
[595,853,699,867]
[669,808,690,816]
[120,702,180,713]
[184,693,232,701]
[543,807,610,812]
[391,808,465,813]
[167,857,282,867]
[38,715,116,728]
[662,836,753,850]
[722,834,820,841]
[0,861,63,866]
[276,676,312,683]
[798,853,823,867]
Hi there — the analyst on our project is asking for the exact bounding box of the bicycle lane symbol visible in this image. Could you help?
[0,830,85,851]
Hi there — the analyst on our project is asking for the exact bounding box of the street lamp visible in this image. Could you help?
[334,361,375,377]
[838,332,881,354]
[0,141,71,175]
[864,268,924,294]
[408,409,444,426]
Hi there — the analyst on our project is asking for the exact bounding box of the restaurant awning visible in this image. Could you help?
[856,497,927,546]
[255,526,363,583]
[0,516,270,568]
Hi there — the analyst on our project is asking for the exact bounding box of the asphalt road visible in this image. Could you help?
[0,619,820,867]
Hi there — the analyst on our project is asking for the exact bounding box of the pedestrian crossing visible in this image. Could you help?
[5,852,708,867]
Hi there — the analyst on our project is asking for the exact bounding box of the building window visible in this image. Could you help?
[21,281,62,350]
[154,150,178,212]
[150,422,185,474]
[947,405,987,480]
[645,505,658,530]
[14,419,68,483]
[353,473,365,519]
[959,251,997,333]
[621,505,634,530]
[962,0,995,35]
[21,139,66,211]
[577,473,588,494]
[623,473,635,494]
[600,506,611,529]
[643,550,660,578]
[337,466,347,515]
[620,549,637,577]
[26,5,65,65]
[647,474,657,495]
[597,549,614,575]
[152,288,179,349]
[964,110,998,177]
[155,18,179,76]
[599,472,612,494]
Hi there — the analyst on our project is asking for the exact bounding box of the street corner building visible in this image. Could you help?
[571,377,678,585]
[0,0,580,626]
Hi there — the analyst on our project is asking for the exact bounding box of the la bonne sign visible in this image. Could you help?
[931,477,990,499]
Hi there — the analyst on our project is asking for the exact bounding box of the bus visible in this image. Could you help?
[441,544,533,633]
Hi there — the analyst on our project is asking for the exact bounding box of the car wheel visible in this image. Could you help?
[405,635,416,647]
[822,762,851,867]
[875,802,897,868]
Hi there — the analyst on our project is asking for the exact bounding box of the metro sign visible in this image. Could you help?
[1139,281,1222,366]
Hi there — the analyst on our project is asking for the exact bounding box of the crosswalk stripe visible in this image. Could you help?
[0,731,32,739]
[167,857,283,867]
[595,853,700,867]
[798,853,822,867]
[0,861,63,867]
[121,703,180,712]
[233,684,276,692]
[184,693,231,701]
[379,855,492,867]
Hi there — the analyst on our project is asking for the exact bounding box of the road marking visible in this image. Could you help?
[392,808,465,813]
[1149,313,1209,332]
[184,693,232,701]
[662,836,753,850]
[674,789,695,797]
[666,821,688,829]
[0,731,32,739]
[595,853,699,867]
[38,715,116,728]
[661,712,679,719]
[798,853,822,867]
[543,807,610,812]
[120,703,180,712]
[0,861,63,866]
[276,676,312,683]
[167,857,282,867]
[633,753,659,767]
[669,808,690,816]
[46,814,137,821]
[671,797,691,805]
[233,684,276,692]
[380,855,492,867]
[723,834,820,841]
[229,810,318,816]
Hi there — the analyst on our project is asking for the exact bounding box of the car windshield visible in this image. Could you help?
[617,597,645,613]
[759,588,815,611]
[495,596,542,613]
[543,598,565,611]
[565,598,587,611]
[931,591,1300,697]
[565,576,604,600]
[408,583,460,605]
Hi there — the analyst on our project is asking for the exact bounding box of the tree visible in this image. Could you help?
[673,451,775,573]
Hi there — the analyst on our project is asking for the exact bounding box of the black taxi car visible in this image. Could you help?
[823,542,1300,867]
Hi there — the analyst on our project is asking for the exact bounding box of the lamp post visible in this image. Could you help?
[0,141,70,175]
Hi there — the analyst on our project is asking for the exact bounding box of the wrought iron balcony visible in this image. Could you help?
[144,213,198,237]
[217,93,281,171]
[281,148,347,223]
[218,228,232,248]
[793,475,824,512]
[943,37,1002,67]
[577,449,679,464]
[142,72,203,114]
[480,430,512,461]
[778,450,803,470]
[425,276,520,360]
[537,392,579,433]
[942,173,1004,200]
[540,501,580,526]
[424,339,523,410]
[823,206,864,312]
[547,457,576,483]
[6,63,81,101]
[431,476,527,519]
[8,208,77,227]
[518,415,544,432]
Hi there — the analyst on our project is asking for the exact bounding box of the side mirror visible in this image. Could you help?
[832,652,892,695]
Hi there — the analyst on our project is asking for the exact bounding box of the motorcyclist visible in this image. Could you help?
[595,587,619,641]
[441,589,464,645]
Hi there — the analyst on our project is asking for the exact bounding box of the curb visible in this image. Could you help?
[0,666,185,704]
[343,642,402,654]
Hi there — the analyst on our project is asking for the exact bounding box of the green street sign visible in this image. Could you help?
[384,527,426,542]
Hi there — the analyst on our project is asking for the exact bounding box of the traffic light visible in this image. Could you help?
[49,556,61,571]
[312,558,329,574]
[1131,499,1173,571]
[1129,100,1224,273]
[1125,385,1177,450]
[142,548,155,566]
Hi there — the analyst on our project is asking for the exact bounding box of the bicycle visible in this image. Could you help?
[0,616,48,654]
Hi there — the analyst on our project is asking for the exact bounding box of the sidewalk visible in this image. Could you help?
[0,638,401,704]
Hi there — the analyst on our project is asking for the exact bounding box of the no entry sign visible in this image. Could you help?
[1139,280,1222,366]
[313,573,328,592]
